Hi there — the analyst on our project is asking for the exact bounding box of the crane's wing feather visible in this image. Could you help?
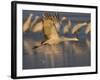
[23,14,33,32]
[32,21,43,32]
[72,22,87,34]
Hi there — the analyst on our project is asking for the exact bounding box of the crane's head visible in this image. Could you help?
[42,12,56,27]
[42,12,60,23]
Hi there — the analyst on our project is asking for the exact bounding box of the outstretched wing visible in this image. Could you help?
[54,22,61,32]
[72,22,87,34]
[32,21,43,32]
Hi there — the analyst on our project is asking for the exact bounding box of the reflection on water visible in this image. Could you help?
[23,35,90,69]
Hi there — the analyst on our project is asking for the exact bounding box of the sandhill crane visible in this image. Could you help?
[85,23,91,34]
[32,14,79,49]
[23,14,33,32]
[31,16,43,32]
[72,22,87,34]
[54,16,71,33]
[63,19,72,34]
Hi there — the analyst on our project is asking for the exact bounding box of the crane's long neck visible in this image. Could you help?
[61,37,79,42]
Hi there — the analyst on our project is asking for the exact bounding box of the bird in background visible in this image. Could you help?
[23,14,33,32]
[63,18,72,34]
[71,22,88,34]
[85,22,91,34]
[31,16,43,32]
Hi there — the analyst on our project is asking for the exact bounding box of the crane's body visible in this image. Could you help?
[33,15,78,48]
